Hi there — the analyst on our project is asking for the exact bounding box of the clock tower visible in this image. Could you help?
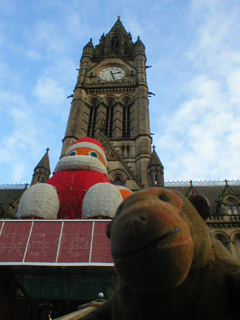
[61,17,153,190]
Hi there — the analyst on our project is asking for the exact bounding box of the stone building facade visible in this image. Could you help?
[61,17,152,190]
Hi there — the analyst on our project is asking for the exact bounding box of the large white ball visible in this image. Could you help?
[16,184,60,219]
[82,183,123,219]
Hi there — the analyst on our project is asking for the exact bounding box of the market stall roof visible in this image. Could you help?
[0,220,113,266]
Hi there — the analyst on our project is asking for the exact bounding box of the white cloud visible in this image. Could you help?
[0,90,43,183]
[155,0,240,181]
[26,50,41,60]
[1,0,240,184]
[227,69,240,106]
[33,77,65,106]
[27,20,70,58]
[32,56,75,120]
[124,16,145,39]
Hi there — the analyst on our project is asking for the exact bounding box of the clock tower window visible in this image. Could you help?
[104,105,114,138]
[87,106,98,138]
[122,105,131,138]
[111,36,120,53]
[111,37,119,48]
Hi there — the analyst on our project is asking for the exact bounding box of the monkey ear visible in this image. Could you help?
[106,221,112,239]
[188,194,211,221]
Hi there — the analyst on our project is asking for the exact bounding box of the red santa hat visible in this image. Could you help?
[67,137,107,167]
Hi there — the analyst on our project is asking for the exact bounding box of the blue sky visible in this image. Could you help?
[0,0,240,184]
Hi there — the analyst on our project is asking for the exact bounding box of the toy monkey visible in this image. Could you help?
[81,188,240,320]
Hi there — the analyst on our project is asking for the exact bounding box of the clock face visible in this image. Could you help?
[99,67,125,81]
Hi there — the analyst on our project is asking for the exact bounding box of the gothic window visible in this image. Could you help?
[114,178,122,185]
[87,106,98,138]
[226,198,239,215]
[127,107,130,137]
[155,173,158,185]
[121,145,125,157]
[122,106,131,138]
[103,96,116,138]
[91,107,98,137]
[122,107,126,137]
[111,37,119,48]
[219,196,240,215]
[111,36,120,53]
[126,145,130,157]
[105,105,114,138]
[109,107,114,137]
[105,106,110,136]
[109,169,127,186]
[87,107,93,136]
[214,234,230,252]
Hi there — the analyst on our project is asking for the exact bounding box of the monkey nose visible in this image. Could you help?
[124,214,148,231]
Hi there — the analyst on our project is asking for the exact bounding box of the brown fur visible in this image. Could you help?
[81,188,240,320]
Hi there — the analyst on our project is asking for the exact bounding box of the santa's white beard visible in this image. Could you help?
[54,155,108,176]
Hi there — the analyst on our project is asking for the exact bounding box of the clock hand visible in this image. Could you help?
[112,71,121,75]
[110,71,115,80]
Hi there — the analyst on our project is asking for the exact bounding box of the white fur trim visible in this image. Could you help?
[67,142,107,166]
[82,183,123,219]
[54,155,108,176]
[16,184,59,219]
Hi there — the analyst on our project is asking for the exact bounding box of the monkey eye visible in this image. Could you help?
[116,204,123,215]
[159,195,169,202]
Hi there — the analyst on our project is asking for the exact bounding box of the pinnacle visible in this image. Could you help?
[148,147,163,168]
[108,16,127,35]
[34,148,51,173]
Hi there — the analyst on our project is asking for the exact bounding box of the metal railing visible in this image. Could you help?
[165,179,240,187]
[0,183,28,189]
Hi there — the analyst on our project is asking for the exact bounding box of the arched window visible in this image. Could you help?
[87,106,98,138]
[114,178,122,186]
[109,169,127,186]
[111,36,120,53]
[214,234,230,251]
[226,198,239,215]
[121,145,125,157]
[126,145,130,157]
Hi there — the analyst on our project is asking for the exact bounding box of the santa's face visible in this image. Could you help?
[67,147,105,166]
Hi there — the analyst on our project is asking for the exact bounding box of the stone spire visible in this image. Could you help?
[81,38,94,59]
[31,148,51,185]
[133,36,145,56]
[94,16,134,57]
[108,16,128,35]
[147,146,164,187]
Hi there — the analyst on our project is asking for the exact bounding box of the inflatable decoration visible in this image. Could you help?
[81,188,240,320]
[82,183,123,219]
[16,184,59,219]
[17,138,131,219]
[115,185,133,200]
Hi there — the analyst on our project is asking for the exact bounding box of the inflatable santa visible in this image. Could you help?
[17,138,132,220]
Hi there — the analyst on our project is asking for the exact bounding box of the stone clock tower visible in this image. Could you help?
[61,17,154,190]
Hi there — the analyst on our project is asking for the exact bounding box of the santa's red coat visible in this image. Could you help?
[47,170,110,219]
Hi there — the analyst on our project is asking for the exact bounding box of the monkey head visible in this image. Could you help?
[106,188,211,294]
